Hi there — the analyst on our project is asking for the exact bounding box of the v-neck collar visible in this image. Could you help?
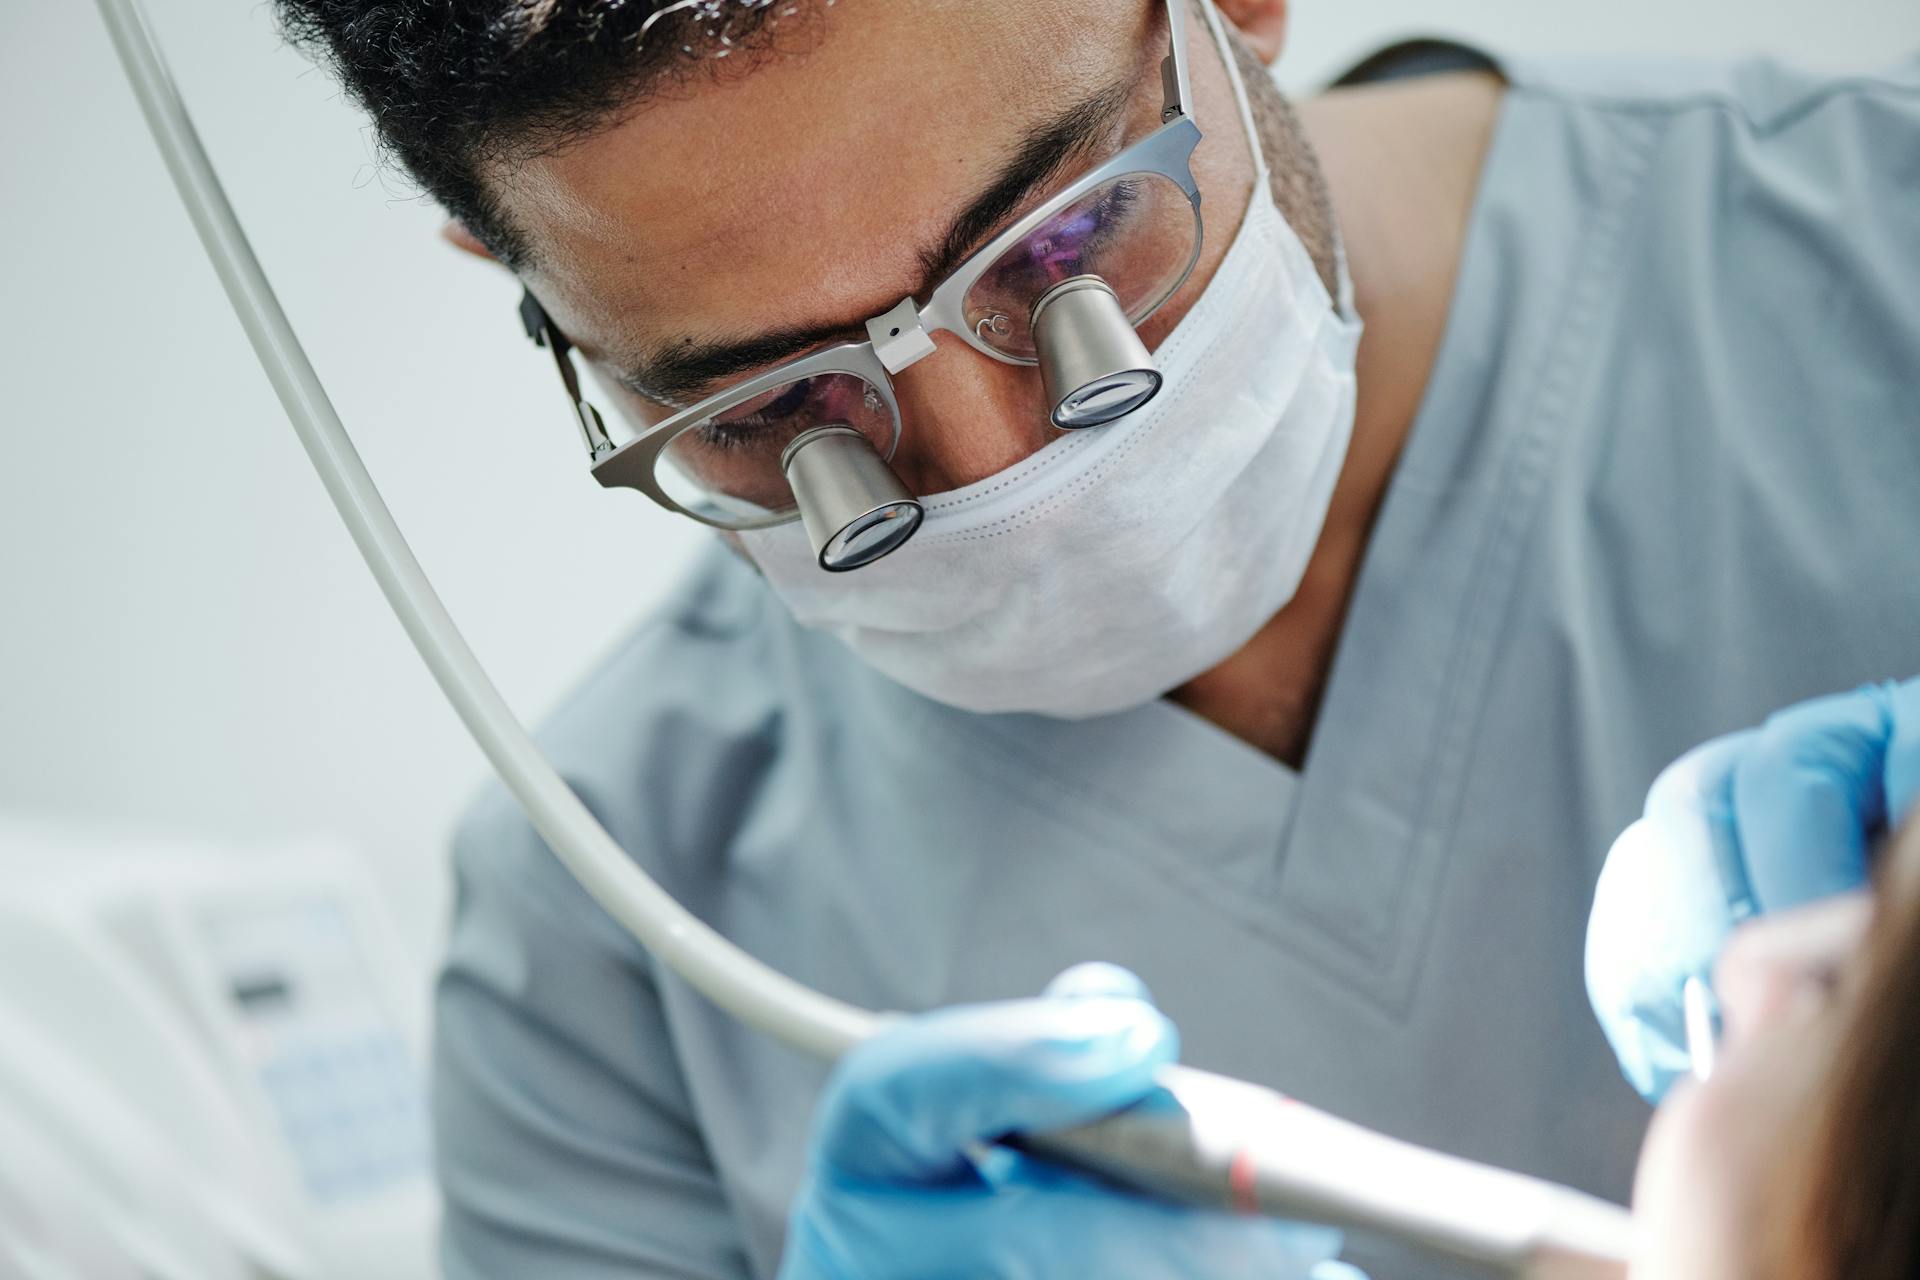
[884,69,1658,1012]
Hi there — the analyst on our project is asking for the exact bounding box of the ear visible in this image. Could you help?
[1211,0,1287,66]
[438,219,498,263]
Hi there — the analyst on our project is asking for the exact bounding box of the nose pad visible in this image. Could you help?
[1030,275,1162,429]
[780,425,924,571]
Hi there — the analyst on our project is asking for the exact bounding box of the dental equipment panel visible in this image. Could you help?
[0,828,435,1280]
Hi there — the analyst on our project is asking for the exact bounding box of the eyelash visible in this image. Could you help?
[692,378,819,452]
[1067,180,1140,261]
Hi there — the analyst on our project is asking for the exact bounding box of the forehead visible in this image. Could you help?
[498,0,1149,361]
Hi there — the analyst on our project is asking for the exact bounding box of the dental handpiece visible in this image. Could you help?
[1023,1066,1631,1278]
[93,0,1631,1273]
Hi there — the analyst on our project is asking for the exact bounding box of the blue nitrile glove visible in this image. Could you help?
[779,962,1364,1280]
[1586,678,1920,1101]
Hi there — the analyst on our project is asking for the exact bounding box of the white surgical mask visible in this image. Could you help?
[741,44,1361,719]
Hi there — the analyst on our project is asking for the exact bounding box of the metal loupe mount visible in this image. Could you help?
[780,425,925,571]
[1030,275,1163,429]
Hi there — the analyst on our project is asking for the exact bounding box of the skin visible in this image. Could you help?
[445,0,1504,767]
[1628,893,1872,1279]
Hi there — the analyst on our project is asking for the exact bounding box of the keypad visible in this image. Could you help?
[258,1027,429,1203]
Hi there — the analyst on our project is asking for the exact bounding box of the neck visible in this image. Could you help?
[1168,69,1503,767]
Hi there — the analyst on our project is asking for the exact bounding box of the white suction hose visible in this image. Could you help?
[90,0,876,1064]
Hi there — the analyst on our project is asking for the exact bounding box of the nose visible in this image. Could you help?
[1713,893,1871,1049]
[884,333,1057,497]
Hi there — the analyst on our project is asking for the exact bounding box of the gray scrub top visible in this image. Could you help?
[433,51,1920,1280]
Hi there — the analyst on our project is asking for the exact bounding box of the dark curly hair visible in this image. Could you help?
[274,0,814,269]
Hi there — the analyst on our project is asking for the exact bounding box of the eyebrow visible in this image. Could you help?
[616,71,1142,406]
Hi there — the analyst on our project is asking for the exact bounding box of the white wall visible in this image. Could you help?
[1,0,706,972]
[3,0,1916,979]
[1276,0,1918,89]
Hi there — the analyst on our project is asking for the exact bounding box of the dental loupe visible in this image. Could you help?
[94,0,1634,1273]
[779,426,924,571]
[1031,275,1162,427]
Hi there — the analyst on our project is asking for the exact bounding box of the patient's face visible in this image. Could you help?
[1627,893,1870,1280]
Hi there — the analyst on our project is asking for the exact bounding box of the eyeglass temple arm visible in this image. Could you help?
[1160,0,1196,122]
[520,291,617,459]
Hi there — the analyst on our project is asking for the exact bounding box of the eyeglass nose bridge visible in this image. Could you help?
[863,268,1167,442]
[865,298,938,374]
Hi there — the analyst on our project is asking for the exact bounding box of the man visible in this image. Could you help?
[272,0,1920,1275]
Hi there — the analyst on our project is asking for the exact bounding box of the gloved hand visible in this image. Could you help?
[779,962,1364,1280]
[1586,677,1920,1101]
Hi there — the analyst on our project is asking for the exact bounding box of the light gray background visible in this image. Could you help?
[3,0,1917,985]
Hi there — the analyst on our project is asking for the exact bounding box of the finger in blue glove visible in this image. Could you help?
[781,962,1351,1280]
[1586,676,1920,1103]
[1735,679,1920,912]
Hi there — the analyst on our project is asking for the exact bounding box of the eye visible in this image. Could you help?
[1018,180,1143,272]
[747,380,813,421]
[960,172,1193,359]
[692,377,823,452]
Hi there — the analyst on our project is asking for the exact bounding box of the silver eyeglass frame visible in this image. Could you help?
[529,0,1206,531]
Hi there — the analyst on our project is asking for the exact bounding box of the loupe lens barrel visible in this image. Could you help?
[780,426,923,571]
[1031,276,1162,429]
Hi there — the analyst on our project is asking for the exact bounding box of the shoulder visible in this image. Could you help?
[1469,49,1920,332]
[541,541,801,772]
[1334,38,1920,124]
[1500,49,1920,122]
